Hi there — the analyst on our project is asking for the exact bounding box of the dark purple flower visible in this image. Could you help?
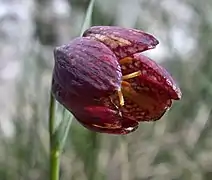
[52,26,182,134]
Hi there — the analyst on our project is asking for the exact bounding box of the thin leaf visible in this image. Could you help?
[80,0,96,36]
[53,109,73,151]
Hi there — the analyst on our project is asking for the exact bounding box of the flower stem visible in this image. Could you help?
[49,92,60,180]
[87,132,99,180]
[49,93,56,136]
[50,148,60,180]
[48,0,95,179]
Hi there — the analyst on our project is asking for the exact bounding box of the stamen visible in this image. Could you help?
[119,57,133,64]
[122,71,141,80]
[93,123,119,129]
[121,81,131,87]
[117,89,124,106]
[117,57,141,107]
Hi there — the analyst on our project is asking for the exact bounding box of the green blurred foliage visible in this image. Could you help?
[0,0,212,180]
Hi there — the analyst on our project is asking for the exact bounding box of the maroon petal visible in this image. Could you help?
[116,54,182,122]
[74,107,139,134]
[83,26,159,59]
[79,120,138,135]
[133,53,182,100]
[52,78,138,134]
[53,37,122,98]
[113,81,172,122]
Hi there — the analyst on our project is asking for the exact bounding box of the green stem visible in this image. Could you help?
[87,132,99,180]
[48,0,96,179]
[50,149,60,180]
[80,0,95,36]
[49,93,56,135]
[49,92,60,180]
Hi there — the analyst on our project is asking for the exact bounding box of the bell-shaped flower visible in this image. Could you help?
[52,26,181,134]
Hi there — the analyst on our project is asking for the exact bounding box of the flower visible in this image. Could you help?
[52,26,182,135]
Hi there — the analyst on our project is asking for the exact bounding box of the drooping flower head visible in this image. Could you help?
[52,26,182,134]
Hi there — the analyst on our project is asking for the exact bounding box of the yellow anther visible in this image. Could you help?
[119,57,133,64]
[93,123,120,129]
[122,71,141,80]
[117,89,124,106]
[121,81,131,87]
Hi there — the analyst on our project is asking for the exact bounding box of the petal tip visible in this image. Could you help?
[174,88,182,100]
[83,26,160,58]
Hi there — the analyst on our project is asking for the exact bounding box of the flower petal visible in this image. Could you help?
[78,120,138,135]
[109,54,182,121]
[52,78,138,134]
[53,37,122,98]
[120,54,182,100]
[74,106,139,134]
[83,26,159,59]
[120,81,172,121]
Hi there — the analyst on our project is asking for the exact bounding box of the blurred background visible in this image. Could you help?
[0,0,212,179]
